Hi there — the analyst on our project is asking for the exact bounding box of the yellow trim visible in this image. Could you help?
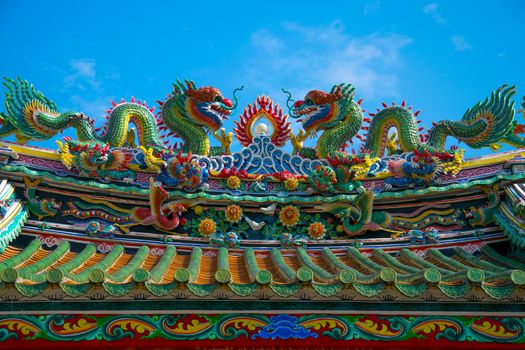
[501,203,525,229]
[2,141,525,178]
[0,142,60,161]
[464,150,525,168]
[0,201,22,230]
[0,186,14,201]
[356,149,525,180]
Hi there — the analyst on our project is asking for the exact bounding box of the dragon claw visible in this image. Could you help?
[291,130,307,155]
[213,128,233,155]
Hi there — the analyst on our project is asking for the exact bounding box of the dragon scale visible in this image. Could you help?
[160,97,210,155]
[317,102,362,159]
[1,78,238,155]
[0,78,83,142]
[71,102,164,149]
[288,83,518,159]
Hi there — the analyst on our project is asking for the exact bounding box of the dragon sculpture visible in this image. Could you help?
[383,150,442,190]
[1,77,241,156]
[308,165,362,193]
[57,138,135,181]
[156,151,209,190]
[209,231,241,248]
[85,220,126,238]
[284,83,520,182]
[280,232,308,249]
[23,177,61,220]
[464,184,501,227]
[392,227,439,244]
[315,190,391,237]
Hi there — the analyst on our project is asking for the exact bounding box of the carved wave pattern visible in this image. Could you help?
[196,136,327,175]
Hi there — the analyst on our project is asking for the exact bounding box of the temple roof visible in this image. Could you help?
[0,80,524,317]
[1,238,524,302]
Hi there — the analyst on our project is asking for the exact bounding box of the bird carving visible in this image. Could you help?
[260,203,277,216]
[245,216,266,231]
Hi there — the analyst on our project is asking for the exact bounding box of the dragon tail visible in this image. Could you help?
[23,176,42,199]
[428,85,516,150]
[499,96,525,148]
[2,77,66,141]
[2,78,89,143]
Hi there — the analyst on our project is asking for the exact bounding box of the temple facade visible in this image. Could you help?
[0,78,524,348]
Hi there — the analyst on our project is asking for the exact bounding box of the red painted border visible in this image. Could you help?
[1,338,524,350]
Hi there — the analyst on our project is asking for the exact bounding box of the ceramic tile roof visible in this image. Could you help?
[1,239,524,300]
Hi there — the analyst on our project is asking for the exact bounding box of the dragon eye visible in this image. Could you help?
[213,95,222,102]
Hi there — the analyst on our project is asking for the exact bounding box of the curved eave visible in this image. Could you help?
[0,238,524,301]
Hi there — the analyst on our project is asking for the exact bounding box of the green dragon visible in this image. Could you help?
[57,139,136,181]
[0,77,241,155]
[464,184,501,227]
[284,83,520,161]
[315,190,391,237]
[23,177,61,220]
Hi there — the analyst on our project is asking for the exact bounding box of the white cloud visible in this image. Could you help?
[423,4,471,52]
[250,29,283,52]
[63,58,100,91]
[241,22,412,100]
[363,0,381,15]
[70,59,96,78]
[282,20,346,44]
[423,2,439,14]
[68,95,114,121]
[451,35,472,51]
[60,59,121,122]
[422,2,451,27]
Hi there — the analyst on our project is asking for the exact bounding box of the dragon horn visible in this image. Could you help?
[172,83,180,94]
[184,80,197,91]
[175,79,186,93]
[328,85,344,101]
[281,88,297,115]
[341,83,355,98]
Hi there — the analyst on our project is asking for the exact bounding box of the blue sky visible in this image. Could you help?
[1,0,524,156]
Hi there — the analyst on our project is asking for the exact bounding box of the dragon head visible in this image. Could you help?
[168,80,242,132]
[409,150,442,183]
[308,165,337,193]
[87,143,110,164]
[42,198,61,216]
[85,221,102,236]
[163,152,209,189]
[284,84,355,137]
[424,228,439,243]
[464,207,483,226]
[69,141,111,166]
[225,231,240,245]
